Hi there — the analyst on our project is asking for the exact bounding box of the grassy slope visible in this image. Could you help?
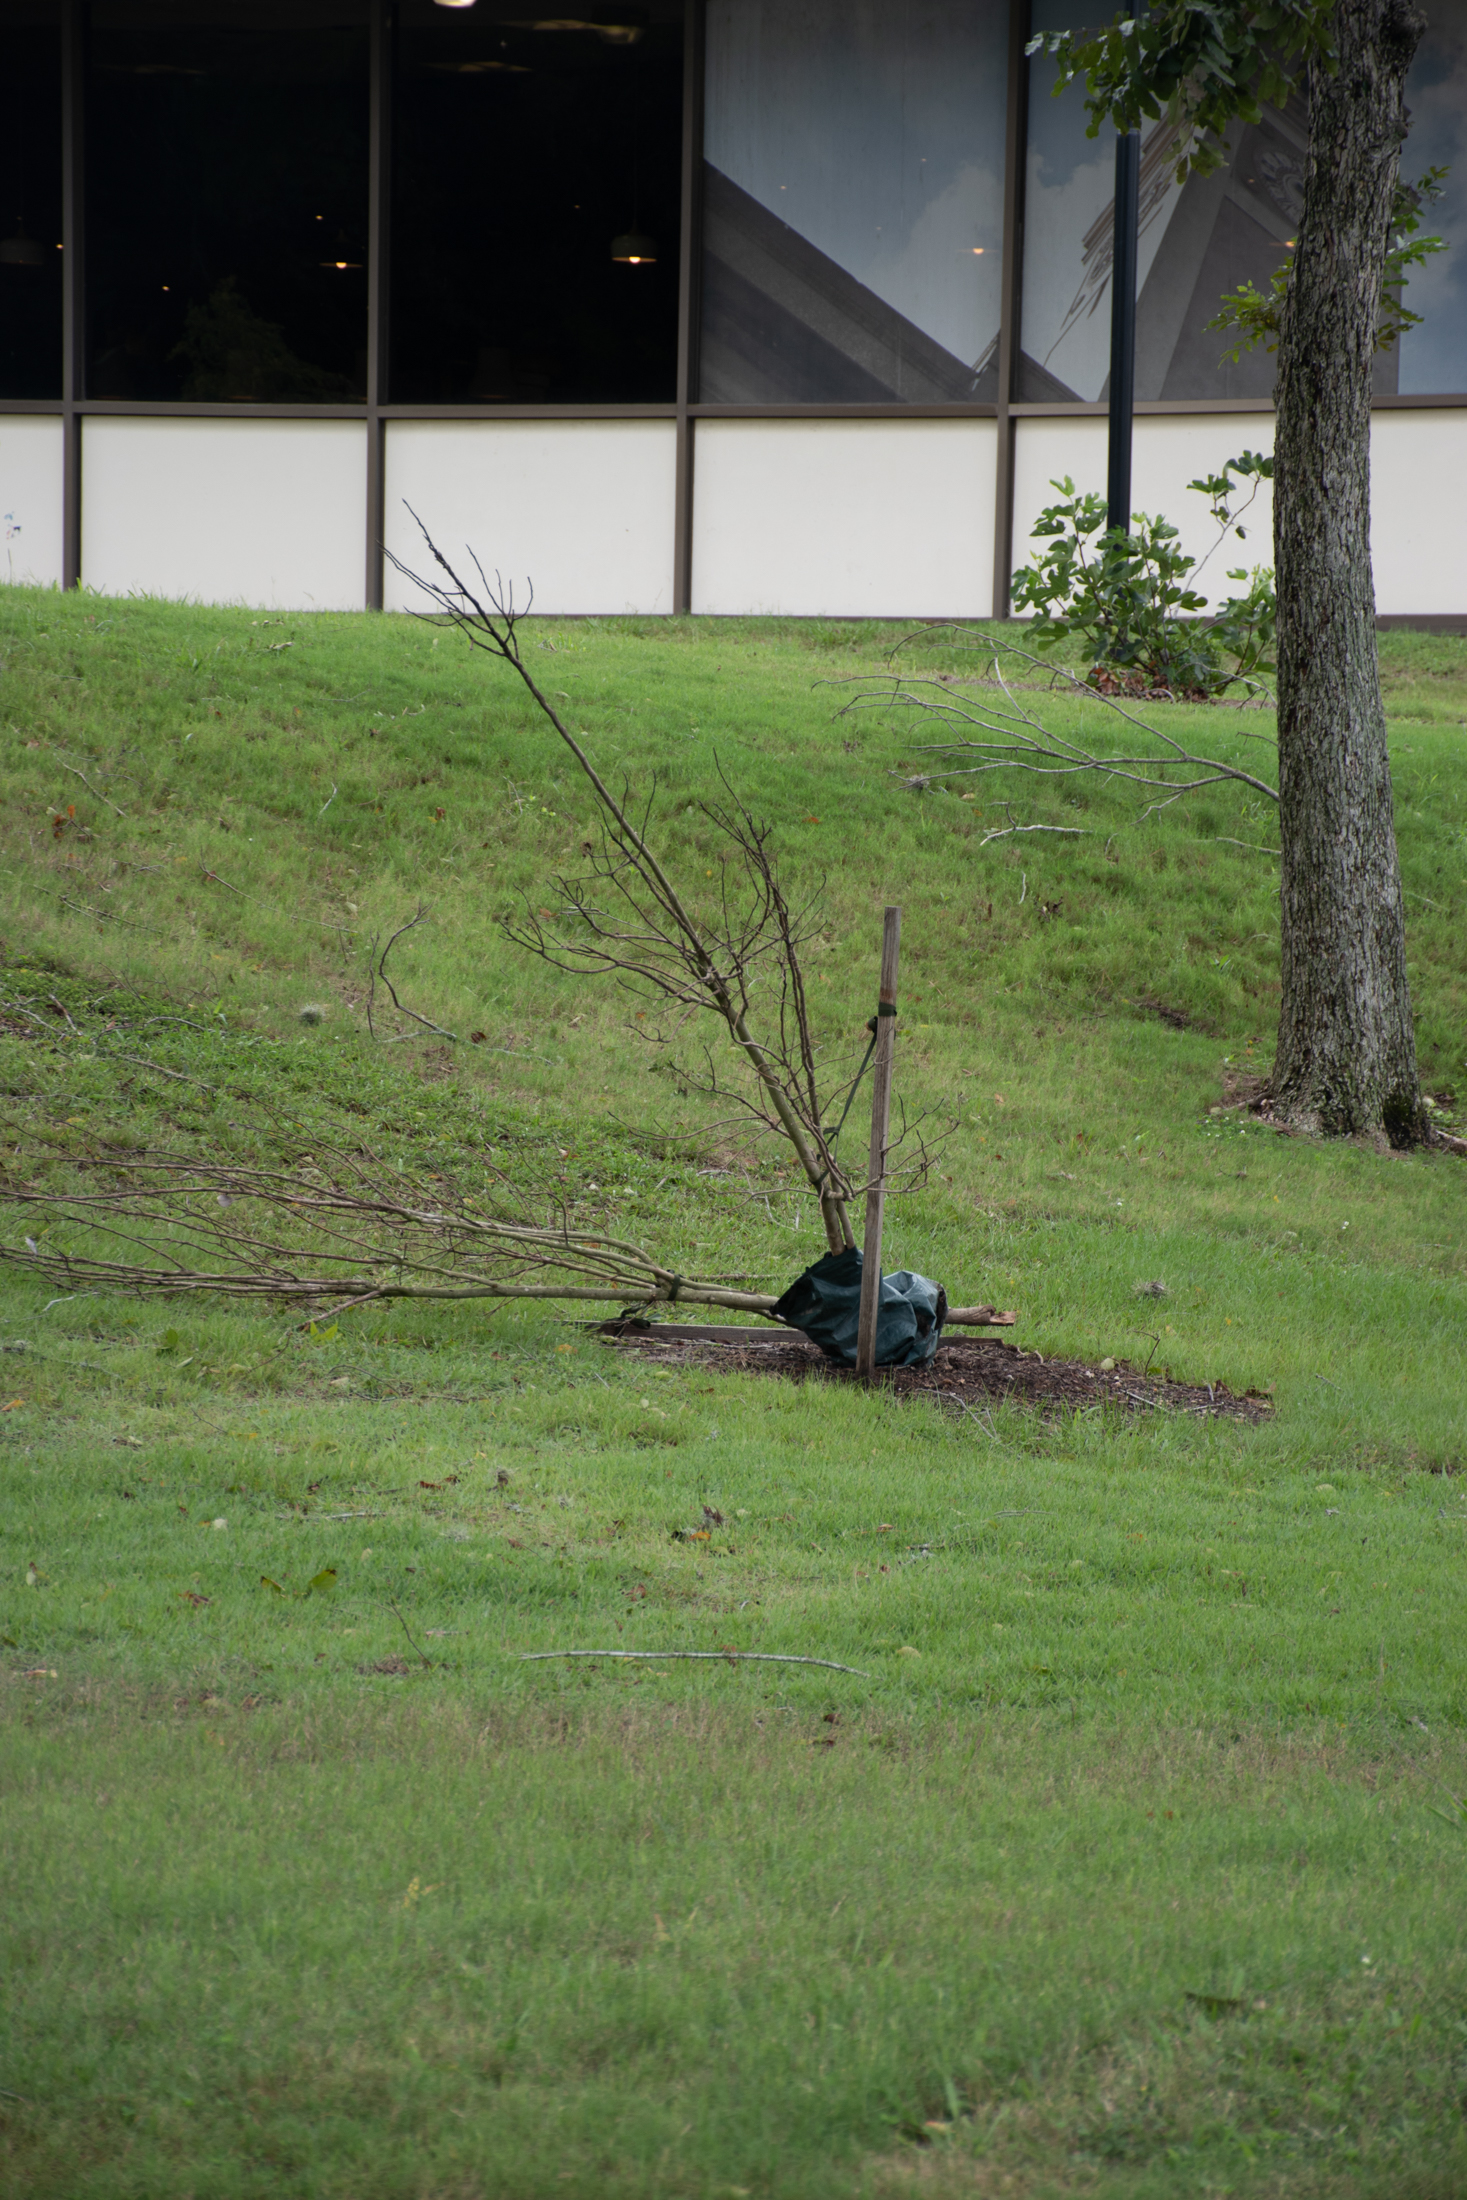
[1,587,1466,2199]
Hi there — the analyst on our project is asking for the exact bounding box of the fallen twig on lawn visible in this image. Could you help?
[198,862,248,897]
[56,760,128,819]
[519,1649,871,1676]
[367,905,457,1043]
[388,1599,434,1668]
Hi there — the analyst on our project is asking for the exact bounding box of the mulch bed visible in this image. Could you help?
[605,1333,1273,1423]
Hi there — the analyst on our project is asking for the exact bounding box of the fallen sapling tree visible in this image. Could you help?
[1,522,1012,1342]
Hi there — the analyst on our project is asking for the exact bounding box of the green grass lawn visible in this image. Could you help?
[2,585,1465,2198]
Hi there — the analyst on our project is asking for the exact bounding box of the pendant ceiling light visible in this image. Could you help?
[319,228,362,270]
[610,230,656,264]
[0,218,46,267]
[502,14,647,41]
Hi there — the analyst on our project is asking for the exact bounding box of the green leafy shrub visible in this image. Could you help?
[1010,453,1277,699]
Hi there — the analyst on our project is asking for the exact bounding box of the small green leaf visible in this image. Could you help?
[307,1567,338,1597]
[1185,1991,1244,2017]
[260,1575,286,1595]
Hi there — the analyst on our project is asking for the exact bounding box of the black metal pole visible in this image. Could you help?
[1106,124,1139,537]
[364,0,390,611]
[61,0,84,590]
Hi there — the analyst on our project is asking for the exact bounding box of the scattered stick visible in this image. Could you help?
[53,894,165,935]
[980,822,1091,846]
[56,760,128,818]
[299,1510,382,1521]
[372,906,457,1043]
[388,1599,434,1668]
[198,862,247,897]
[519,1649,871,1676]
[942,1395,999,1438]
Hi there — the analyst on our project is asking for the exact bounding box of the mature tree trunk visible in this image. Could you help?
[1271,0,1430,1145]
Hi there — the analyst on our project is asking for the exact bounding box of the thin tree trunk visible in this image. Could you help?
[1271,0,1429,1146]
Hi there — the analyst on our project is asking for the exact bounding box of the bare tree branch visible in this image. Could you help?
[830,638,1279,820]
[384,509,874,1254]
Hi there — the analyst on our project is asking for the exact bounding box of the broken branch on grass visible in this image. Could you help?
[0,1150,794,1318]
[368,905,457,1043]
[388,1599,433,1668]
[198,862,247,897]
[519,1649,871,1676]
[830,640,1278,831]
[55,759,129,819]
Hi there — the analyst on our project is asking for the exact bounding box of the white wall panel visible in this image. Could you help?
[691,418,995,616]
[1012,414,1276,596]
[0,416,64,591]
[81,418,366,610]
[1370,410,1467,616]
[383,421,676,616]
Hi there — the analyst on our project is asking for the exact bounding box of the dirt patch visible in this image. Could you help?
[606,1334,1273,1423]
[1141,998,1193,1031]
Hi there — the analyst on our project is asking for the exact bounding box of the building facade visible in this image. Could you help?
[2,0,1465,621]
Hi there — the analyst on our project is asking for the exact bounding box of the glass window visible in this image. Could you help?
[1398,0,1467,394]
[701,0,1008,404]
[390,2,683,405]
[1020,0,1284,405]
[85,2,369,403]
[0,1,63,400]
[1019,0,1467,403]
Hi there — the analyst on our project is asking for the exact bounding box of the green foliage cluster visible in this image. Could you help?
[1029,0,1333,182]
[1010,454,1277,696]
[1210,168,1450,364]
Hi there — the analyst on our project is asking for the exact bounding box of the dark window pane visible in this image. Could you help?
[391,2,682,404]
[700,1,1007,404]
[86,2,369,403]
[0,2,63,400]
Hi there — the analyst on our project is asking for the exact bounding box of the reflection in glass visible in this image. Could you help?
[701,0,1007,404]
[1398,0,1467,394]
[86,3,369,403]
[1020,0,1467,402]
[390,2,682,404]
[0,1,62,400]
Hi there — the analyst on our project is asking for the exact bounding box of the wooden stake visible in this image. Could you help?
[855,906,901,1382]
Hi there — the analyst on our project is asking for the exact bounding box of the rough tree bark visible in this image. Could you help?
[1271,0,1431,1145]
